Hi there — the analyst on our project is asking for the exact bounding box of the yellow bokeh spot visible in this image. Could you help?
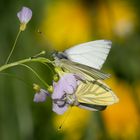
[96,3,112,38]
[102,75,139,139]
[41,1,91,51]
[53,106,91,140]
[96,1,136,38]
[111,1,136,37]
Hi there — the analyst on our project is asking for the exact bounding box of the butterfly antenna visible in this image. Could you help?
[37,29,57,58]
[57,107,72,131]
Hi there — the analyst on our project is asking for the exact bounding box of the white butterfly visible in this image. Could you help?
[54,40,119,111]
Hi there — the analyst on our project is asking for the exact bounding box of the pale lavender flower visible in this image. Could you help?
[17,6,32,31]
[33,89,49,103]
[17,6,32,24]
[52,73,78,115]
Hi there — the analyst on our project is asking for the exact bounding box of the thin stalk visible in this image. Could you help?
[41,62,55,75]
[19,64,49,88]
[5,30,22,64]
[0,57,53,72]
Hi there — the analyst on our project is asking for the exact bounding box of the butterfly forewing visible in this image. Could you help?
[64,40,112,70]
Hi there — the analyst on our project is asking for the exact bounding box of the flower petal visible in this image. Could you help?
[64,74,77,90]
[52,81,65,99]
[33,89,49,103]
[52,73,78,99]
[53,103,68,115]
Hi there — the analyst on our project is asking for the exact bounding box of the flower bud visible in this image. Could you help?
[33,89,49,103]
[47,86,53,93]
[33,83,40,92]
[17,6,32,31]
[53,74,59,82]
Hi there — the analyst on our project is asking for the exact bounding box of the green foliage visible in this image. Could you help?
[0,0,140,140]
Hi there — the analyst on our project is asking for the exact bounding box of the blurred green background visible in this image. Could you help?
[0,0,140,140]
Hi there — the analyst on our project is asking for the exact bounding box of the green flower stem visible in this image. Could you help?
[20,64,49,89]
[0,57,53,72]
[41,62,55,75]
[5,30,22,64]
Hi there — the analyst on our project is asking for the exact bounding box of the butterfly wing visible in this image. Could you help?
[75,81,119,106]
[78,103,107,111]
[54,40,118,110]
[64,40,112,70]
[55,59,110,81]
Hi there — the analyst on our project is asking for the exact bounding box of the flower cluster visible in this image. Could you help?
[33,72,82,115]
[52,73,79,114]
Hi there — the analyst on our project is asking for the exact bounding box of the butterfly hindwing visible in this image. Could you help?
[79,103,107,111]
[75,80,119,106]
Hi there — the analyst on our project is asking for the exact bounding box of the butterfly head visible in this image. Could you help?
[53,52,68,60]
